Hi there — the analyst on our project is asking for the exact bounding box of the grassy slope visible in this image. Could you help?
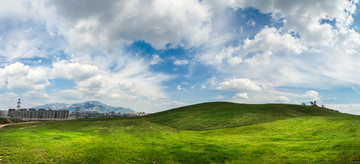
[146,102,341,130]
[0,102,360,163]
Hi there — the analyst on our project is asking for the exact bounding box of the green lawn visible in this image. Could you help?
[0,102,360,163]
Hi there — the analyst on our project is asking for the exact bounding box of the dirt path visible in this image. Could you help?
[0,124,8,129]
[0,122,37,129]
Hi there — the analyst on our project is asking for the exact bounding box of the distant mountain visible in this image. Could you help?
[33,101,134,113]
[33,103,68,110]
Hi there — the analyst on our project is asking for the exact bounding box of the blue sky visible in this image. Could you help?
[1,0,360,114]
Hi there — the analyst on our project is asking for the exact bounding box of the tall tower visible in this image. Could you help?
[17,99,21,110]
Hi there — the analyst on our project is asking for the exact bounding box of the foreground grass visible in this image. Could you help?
[0,103,360,163]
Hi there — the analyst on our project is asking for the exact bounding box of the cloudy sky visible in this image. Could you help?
[1,0,360,114]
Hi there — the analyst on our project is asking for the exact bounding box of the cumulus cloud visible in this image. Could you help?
[233,92,249,100]
[150,54,163,65]
[274,96,291,103]
[217,78,262,92]
[52,60,102,81]
[174,59,189,66]
[199,0,360,91]
[243,27,307,54]
[304,90,320,101]
[0,62,49,90]
[244,51,272,66]
[177,85,183,91]
[33,0,212,50]
[51,60,170,101]
[0,92,18,100]
[231,0,358,45]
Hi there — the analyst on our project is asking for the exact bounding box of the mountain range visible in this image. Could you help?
[33,101,134,113]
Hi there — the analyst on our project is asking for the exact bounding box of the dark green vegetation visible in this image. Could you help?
[1,102,360,163]
[0,117,23,124]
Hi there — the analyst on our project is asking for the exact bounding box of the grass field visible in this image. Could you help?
[0,102,360,163]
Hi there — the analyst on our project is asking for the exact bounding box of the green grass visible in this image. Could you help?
[0,102,360,163]
[145,102,341,130]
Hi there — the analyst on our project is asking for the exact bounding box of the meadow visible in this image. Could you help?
[0,102,360,163]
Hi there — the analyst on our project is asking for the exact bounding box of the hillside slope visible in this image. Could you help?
[146,102,343,130]
[1,102,359,163]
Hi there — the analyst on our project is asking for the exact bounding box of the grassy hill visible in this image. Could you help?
[146,102,341,130]
[0,102,359,163]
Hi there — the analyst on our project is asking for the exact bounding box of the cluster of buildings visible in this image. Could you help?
[6,99,69,120]
[74,111,145,119]
[8,108,69,120]
[1,99,144,120]
[0,110,5,116]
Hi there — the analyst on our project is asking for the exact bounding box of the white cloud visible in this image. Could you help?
[0,0,31,20]
[275,96,291,103]
[51,59,170,101]
[217,78,262,92]
[1,62,49,90]
[0,26,53,62]
[0,38,42,61]
[177,85,183,91]
[326,104,360,115]
[0,92,18,100]
[231,0,358,45]
[52,60,102,81]
[215,46,241,66]
[233,92,249,100]
[201,85,206,89]
[33,0,212,50]
[23,90,49,100]
[243,27,307,54]
[244,51,272,66]
[304,90,320,101]
[150,54,163,65]
[174,59,189,66]
[227,56,243,66]
[201,0,360,89]
[0,69,5,89]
